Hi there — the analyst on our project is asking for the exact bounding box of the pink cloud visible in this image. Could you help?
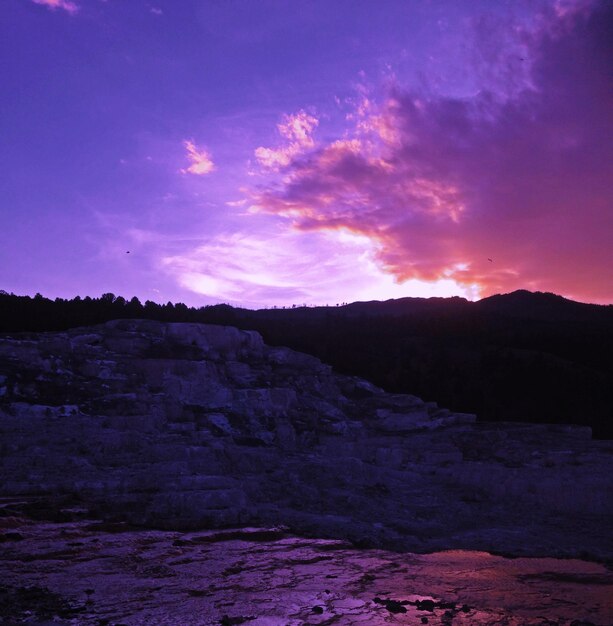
[181,140,215,176]
[277,110,318,144]
[255,110,318,170]
[251,1,613,303]
[32,0,78,14]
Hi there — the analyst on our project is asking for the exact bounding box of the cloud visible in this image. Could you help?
[255,110,318,170]
[159,227,475,308]
[181,140,215,176]
[32,0,78,14]
[250,1,613,303]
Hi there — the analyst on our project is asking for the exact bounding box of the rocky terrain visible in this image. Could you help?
[0,319,612,558]
[2,519,611,625]
[0,320,612,623]
[4,289,613,438]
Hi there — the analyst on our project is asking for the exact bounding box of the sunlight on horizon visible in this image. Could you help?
[161,228,480,309]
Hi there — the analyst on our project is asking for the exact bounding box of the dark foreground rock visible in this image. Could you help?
[0,320,612,560]
[1,518,612,625]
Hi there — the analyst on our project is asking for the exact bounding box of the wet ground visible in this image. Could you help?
[1,517,611,625]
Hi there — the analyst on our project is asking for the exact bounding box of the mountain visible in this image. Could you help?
[1,289,612,437]
[475,289,613,323]
[234,291,613,438]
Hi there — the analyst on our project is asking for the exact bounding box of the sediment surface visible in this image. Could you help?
[1,517,612,625]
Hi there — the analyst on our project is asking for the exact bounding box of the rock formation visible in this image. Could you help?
[1,320,612,560]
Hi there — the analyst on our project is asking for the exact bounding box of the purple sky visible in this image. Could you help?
[2,0,611,307]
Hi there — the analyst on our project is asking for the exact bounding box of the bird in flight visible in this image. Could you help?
[488,258,493,262]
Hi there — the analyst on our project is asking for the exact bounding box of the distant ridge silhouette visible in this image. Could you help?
[474,290,613,323]
[1,289,612,437]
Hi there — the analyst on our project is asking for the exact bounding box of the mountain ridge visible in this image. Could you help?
[2,289,612,437]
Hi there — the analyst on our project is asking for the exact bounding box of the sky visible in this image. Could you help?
[1,0,611,308]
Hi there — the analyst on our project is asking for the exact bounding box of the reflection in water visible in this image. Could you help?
[1,522,612,625]
[365,549,612,625]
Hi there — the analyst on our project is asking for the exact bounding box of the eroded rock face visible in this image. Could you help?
[0,320,612,559]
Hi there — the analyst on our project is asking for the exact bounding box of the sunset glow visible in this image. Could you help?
[1,0,611,306]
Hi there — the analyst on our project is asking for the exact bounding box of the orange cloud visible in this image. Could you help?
[255,110,318,170]
[32,0,78,13]
[277,110,318,144]
[181,140,215,176]
[250,2,613,304]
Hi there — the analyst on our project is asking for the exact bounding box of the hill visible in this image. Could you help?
[1,289,612,437]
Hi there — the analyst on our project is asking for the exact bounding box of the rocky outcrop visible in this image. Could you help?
[1,320,612,559]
